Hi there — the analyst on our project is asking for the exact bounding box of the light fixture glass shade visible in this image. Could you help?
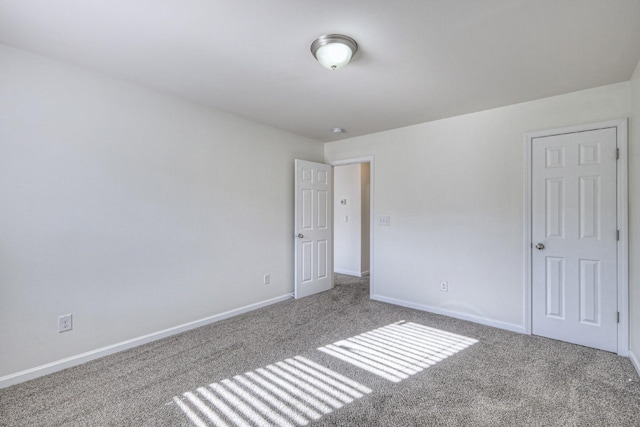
[311,34,358,71]
[315,43,353,70]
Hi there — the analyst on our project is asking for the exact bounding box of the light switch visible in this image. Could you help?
[378,216,391,226]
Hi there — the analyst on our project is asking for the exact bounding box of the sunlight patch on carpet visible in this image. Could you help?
[173,356,372,426]
[318,321,478,382]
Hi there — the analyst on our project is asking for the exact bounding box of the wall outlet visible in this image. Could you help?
[58,314,72,333]
[264,274,270,285]
[440,281,448,292]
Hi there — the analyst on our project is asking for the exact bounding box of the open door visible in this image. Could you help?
[294,159,333,298]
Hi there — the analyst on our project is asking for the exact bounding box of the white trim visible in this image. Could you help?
[334,269,362,277]
[0,293,293,389]
[630,350,640,377]
[524,119,629,356]
[616,119,629,357]
[334,269,368,277]
[329,156,375,298]
[523,129,533,335]
[371,294,525,334]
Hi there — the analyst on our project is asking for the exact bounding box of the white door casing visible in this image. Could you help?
[294,159,333,298]
[330,156,376,299]
[527,121,628,354]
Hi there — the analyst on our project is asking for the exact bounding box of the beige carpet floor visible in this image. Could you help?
[1,273,639,426]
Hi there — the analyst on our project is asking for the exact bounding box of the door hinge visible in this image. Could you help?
[617,312,620,323]
[617,230,620,241]
[616,148,620,160]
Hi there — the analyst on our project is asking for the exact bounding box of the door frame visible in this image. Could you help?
[330,156,375,298]
[523,119,628,356]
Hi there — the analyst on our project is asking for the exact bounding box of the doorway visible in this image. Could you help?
[524,119,628,355]
[333,162,370,277]
[331,157,375,297]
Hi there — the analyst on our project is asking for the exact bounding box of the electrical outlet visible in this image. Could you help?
[440,281,448,292]
[58,314,72,333]
[264,274,270,285]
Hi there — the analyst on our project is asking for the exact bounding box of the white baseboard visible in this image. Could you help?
[630,350,640,377]
[371,294,526,334]
[0,293,293,389]
[334,269,369,277]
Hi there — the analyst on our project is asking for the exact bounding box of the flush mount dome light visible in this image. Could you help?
[311,34,358,71]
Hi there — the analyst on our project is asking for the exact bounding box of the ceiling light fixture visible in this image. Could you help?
[332,127,346,134]
[310,34,358,71]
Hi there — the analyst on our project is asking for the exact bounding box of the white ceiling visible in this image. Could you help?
[1,0,640,142]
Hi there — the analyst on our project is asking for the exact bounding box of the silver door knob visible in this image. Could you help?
[535,243,545,250]
[297,234,304,238]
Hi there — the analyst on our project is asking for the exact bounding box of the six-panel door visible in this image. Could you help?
[531,128,618,352]
[295,159,333,298]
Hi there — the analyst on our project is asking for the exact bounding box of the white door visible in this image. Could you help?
[295,159,333,298]
[532,127,618,352]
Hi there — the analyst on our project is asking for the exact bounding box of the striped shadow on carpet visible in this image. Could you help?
[318,320,478,382]
[173,321,477,426]
[173,356,372,427]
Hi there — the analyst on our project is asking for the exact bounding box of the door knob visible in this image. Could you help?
[297,234,304,238]
[535,243,545,250]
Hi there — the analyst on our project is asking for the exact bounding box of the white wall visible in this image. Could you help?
[333,163,371,277]
[334,164,363,276]
[325,82,632,332]
[361,163,371,273]
[630,58,640,371]
[0,44,323,380]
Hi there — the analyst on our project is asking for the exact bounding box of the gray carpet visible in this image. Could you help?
[1,273,639,426]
